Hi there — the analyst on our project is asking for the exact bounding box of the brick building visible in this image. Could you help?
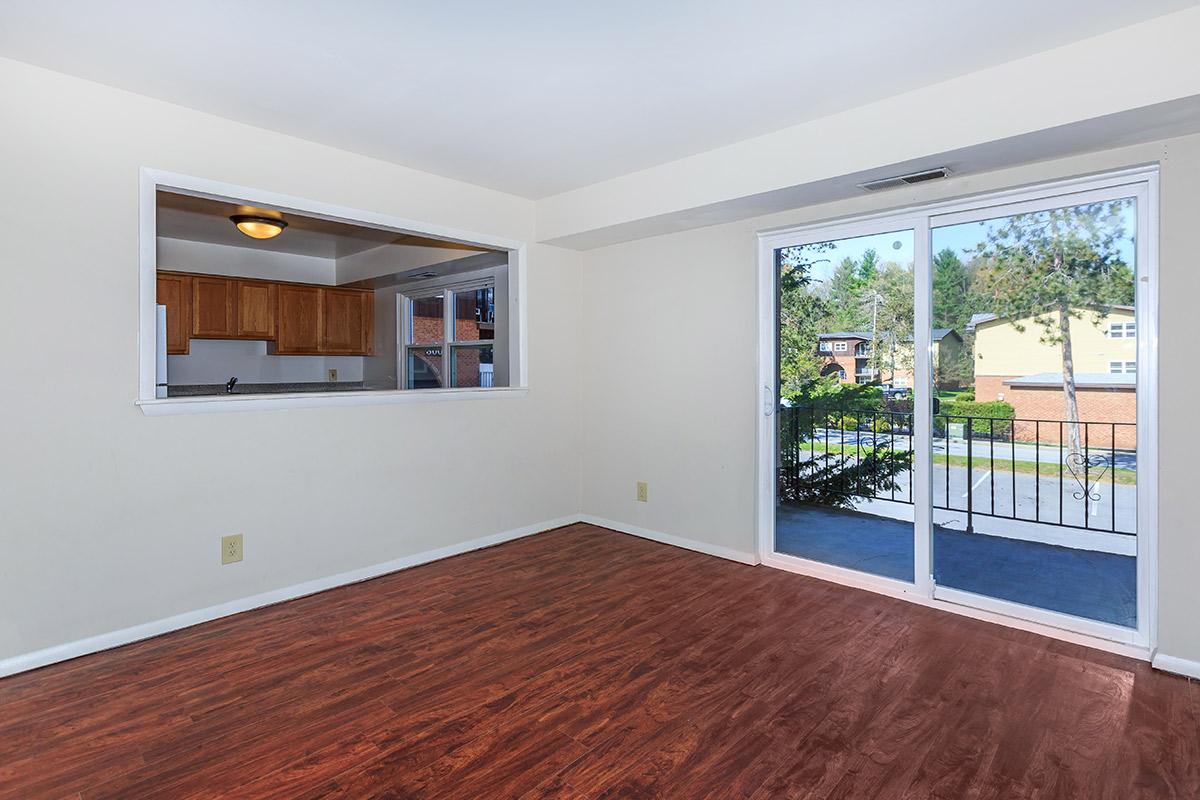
[969,307,1136,449]
[816,328,961,388]
[410,288,495,388]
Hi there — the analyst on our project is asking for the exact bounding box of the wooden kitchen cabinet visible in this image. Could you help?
[274,284,323,354]
[235,280,276,339]
[157,270,373,356]
[156,273,192,354]
[191,276,237,338]
[321,288,374,355]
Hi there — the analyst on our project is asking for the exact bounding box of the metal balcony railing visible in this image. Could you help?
[777,405,1136,535]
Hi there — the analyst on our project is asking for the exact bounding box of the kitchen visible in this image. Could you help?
[154,190,510,398]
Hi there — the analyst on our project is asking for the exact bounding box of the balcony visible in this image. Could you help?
[776,405,1137,628]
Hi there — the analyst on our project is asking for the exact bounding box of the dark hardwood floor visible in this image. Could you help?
[2,523,1197,799]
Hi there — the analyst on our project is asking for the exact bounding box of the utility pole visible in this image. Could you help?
[865,289,882,382]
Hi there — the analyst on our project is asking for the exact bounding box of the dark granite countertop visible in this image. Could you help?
[168,382,369,397]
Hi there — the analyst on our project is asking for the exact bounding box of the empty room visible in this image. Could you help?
[3,2,1200,797]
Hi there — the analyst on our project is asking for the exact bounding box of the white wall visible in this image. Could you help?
[0,57,582,662]
[579,134,1200,663]
[168,340,364,385]
[364,289,400,390]
[157,237,337,284]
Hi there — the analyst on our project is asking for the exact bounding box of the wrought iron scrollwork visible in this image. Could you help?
[1064,453,1111,501]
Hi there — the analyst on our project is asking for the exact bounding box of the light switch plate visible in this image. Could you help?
[221,534,243,565]
[636,481,648,502]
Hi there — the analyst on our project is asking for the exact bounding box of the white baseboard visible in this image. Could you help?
[578,514,760,566]
[1152,652,1200,680]
[0,515,580,679]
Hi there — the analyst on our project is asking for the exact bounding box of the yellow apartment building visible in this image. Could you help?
[969,306,1136,447]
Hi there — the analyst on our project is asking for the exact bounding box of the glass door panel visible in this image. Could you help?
[928,194,1140,629]
[775,228,917,581]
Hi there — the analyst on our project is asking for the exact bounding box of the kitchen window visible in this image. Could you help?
[404,281,499,390]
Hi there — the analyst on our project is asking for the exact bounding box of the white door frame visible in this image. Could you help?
[756,167,1158,659]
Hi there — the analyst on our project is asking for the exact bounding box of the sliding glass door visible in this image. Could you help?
[761,171,1154,647]
[927,185,1148,636]
[772,223,921,583]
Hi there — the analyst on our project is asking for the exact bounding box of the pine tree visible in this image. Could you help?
[974,200,1136,459]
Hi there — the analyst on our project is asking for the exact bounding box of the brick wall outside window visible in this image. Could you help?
[973,375,1135,449]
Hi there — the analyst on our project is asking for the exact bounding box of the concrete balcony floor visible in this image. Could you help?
[775,503,1136,628]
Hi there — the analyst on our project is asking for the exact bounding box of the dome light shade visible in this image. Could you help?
[230,214,287,239]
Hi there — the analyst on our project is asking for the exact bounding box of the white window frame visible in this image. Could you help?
[135,168,527,415]
[833,341,848,352]
[818,341,832,352]
[400,278,499,391]
[1110,361,1125,374]
[756,166,1158,660]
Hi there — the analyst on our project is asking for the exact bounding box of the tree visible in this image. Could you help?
[931,248,982,388]
[868,262,914,380]
[777,243,832,399]
[778,382,913,509]
[826,256,869,331]
[857,248,880,284]
[973,200,1135,459]
[932,248,971,329]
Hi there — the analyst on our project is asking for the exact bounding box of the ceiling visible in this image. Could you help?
[157,191,488,259]
[1,1,1195,198]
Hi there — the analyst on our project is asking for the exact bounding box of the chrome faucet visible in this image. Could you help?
[225,377,239,394]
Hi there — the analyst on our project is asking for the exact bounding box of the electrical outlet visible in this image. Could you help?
[221,534,243,565]
[636,481,648,502]
[327,368,338,382]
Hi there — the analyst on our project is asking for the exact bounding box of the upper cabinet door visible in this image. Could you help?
[321,288,374,355]
[236,280,276,339]
[191,276,237,338]
[275,284,324,354]
[156,273,192,354]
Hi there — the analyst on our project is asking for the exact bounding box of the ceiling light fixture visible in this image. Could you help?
[230,213,288,239]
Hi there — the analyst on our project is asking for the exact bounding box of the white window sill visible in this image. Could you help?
[136,386,529,416]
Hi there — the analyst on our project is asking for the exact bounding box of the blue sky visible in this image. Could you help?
[785,198,1138,286]
[932,201,1137,267]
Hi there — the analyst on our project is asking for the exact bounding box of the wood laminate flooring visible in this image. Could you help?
[2,523,1197,798]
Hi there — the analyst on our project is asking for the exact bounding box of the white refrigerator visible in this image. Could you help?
[156,304,168,399]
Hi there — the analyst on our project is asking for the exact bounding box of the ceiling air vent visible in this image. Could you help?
[858,167,951,192]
